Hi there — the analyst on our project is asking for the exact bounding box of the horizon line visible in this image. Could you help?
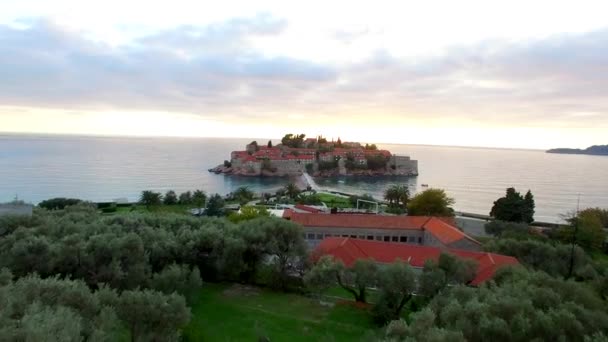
[0,130,555,152]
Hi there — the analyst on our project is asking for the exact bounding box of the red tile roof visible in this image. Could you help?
[314,237,519,285]
[289,212,430,230]
[283,209,293,219]
[423,217,478,245]
[285,154,314,160]
[289,212,479,247]
[294,204,323,213]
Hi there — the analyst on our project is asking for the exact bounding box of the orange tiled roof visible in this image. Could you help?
[423,217,479,245]
[289,212,430,230]
[294,204,323,213]
[314,237,519,285]
[289,212,479,246]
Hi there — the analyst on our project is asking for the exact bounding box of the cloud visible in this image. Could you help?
[0,16,336,118]
[0,16,607,129]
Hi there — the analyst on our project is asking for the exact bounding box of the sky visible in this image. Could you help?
[1,0,608,149]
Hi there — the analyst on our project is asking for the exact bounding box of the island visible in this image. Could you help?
[546,145,608,156]
[209,134,418,177]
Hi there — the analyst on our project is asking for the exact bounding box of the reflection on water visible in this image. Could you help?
[1,134,607,223]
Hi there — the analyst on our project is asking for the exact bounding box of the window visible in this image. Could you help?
[324,234,332,238]
[375,236,382,241]
[383,236,390,242]
[350,235,357,238]
[358,235,365,240]
[367,235,374,240]
[400,236,407,243]
[418,237,423,244]
[408,236,416,243]
[342,234,349,237]
[391,236,398,242]
[306,233,314,240]
[316,234,323,240]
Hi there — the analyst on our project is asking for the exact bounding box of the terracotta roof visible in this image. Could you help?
[289,212,479,247]
[314,237,519,285]
[283,209,293,219]
[289,212,430,230]
[294,204,323,213]
[423,217,479,245]
[286,155,314,160]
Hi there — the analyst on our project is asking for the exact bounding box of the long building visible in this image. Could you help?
[314,237,519,285]
[284,211,482,251]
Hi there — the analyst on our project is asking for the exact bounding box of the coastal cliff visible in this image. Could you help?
[546,145,608,156]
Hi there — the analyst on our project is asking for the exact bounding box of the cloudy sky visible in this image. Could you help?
[1,0,607,148]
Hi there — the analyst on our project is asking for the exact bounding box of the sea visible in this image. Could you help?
[1,133,607,223]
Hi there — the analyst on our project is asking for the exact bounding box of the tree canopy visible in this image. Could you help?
[281,133,306,148]
[407,189,455,216]
[139,190,162,207]
[384,185,410,211]
[490,187,535,223]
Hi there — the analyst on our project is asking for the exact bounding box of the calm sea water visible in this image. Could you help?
[1,134,607,223]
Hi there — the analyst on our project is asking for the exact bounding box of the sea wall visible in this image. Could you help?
[390,155,418,175]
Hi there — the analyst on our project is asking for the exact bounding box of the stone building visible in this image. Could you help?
[227,142,418,176]
[389,155,418,176]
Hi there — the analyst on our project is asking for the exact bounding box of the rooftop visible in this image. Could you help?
[314,237,519,285]
[288,212,479,247]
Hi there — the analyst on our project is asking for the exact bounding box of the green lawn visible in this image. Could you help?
[322,286,382,304]
[317,193,353,209]
[183,283,377,341]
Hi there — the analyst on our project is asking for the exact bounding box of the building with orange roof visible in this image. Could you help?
[224,139,418,176]
[314,237,518,285]
[286,211,481,251]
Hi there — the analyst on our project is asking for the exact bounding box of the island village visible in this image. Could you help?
[210,133,418,177]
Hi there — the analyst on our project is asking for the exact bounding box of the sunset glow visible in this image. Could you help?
[1,0,608,148]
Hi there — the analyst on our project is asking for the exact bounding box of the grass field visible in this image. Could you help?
[316,193,352,208]
[183,283,377,341]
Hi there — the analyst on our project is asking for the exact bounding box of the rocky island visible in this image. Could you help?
[546,145,608,156]
[209,134,418,177]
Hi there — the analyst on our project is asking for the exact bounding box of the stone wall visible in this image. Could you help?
[389,155,418,175]
[269,159,311,174]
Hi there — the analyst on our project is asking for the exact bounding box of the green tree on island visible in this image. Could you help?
[407,189,455,216]
[281,133,306,148]
[490,187,535,223]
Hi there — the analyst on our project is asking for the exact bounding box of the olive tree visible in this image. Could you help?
[305,256,378,303]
